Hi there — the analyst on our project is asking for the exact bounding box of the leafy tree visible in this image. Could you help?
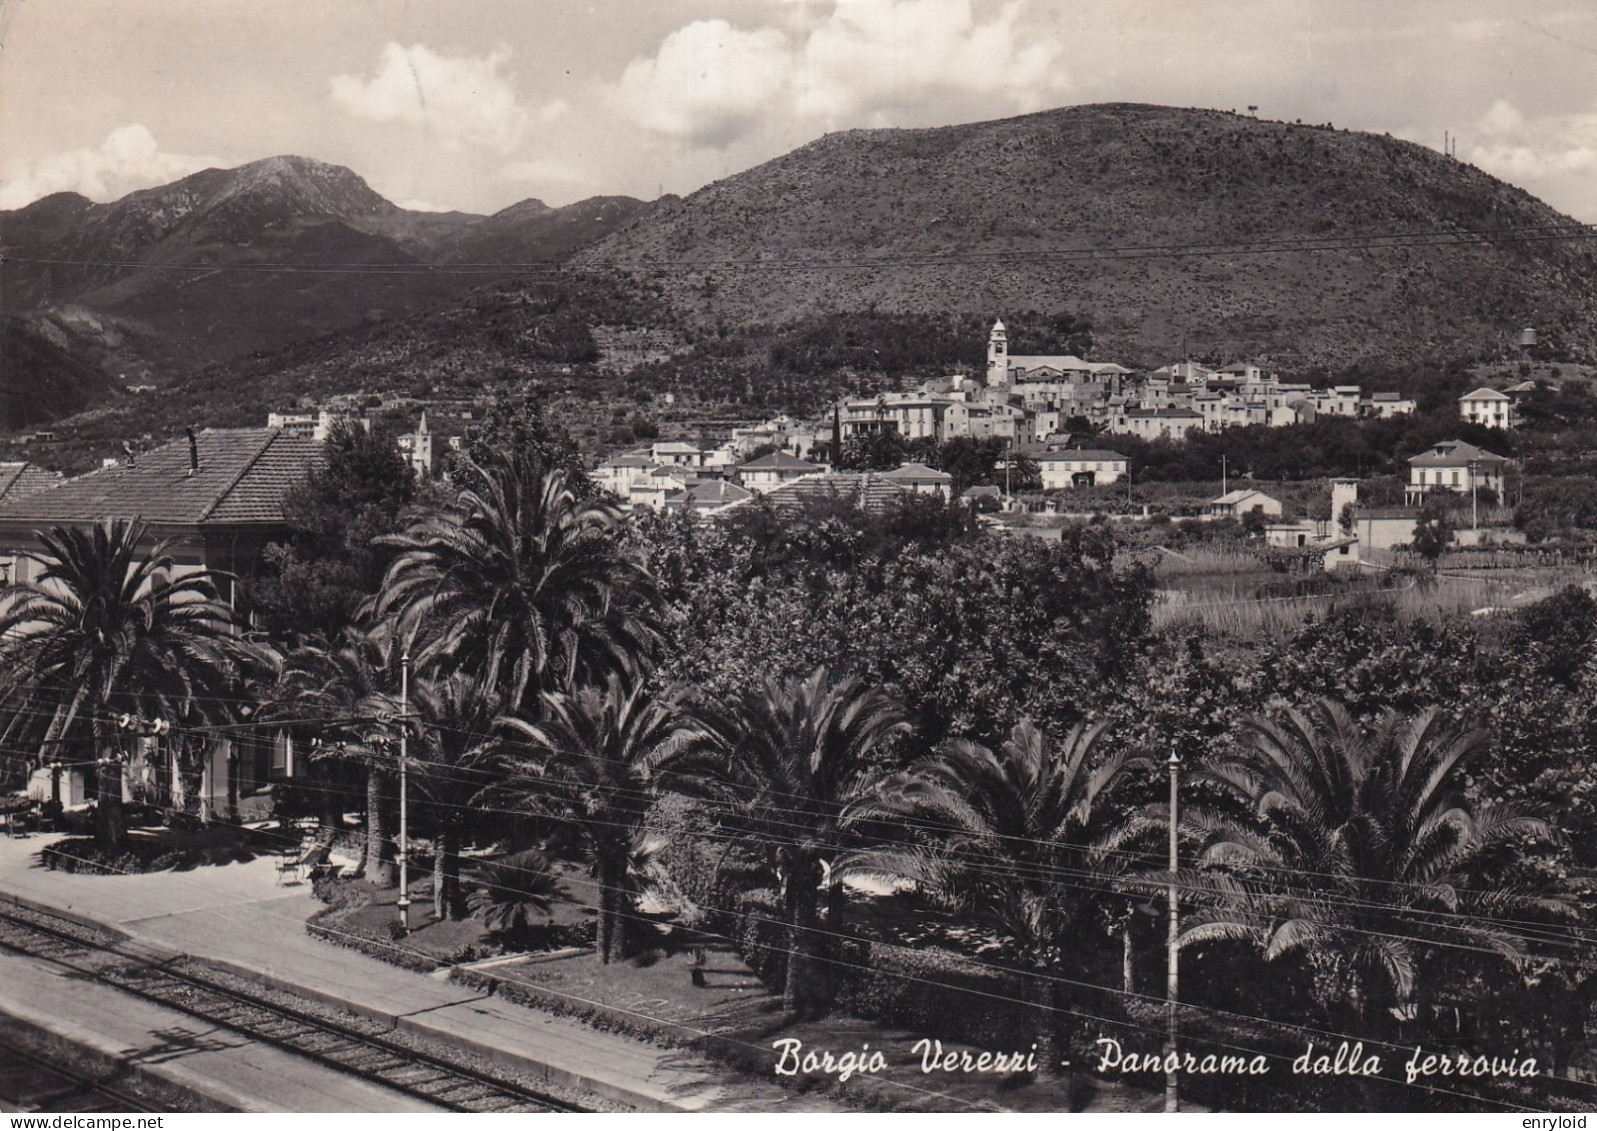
[937,436,1008,494]
[632,517,1154,752]
[1409,498,1455,570]
[835,428,908,471]
[1508,586,1597,690]
[848,719,1155,1072]
[0,520,260,846]
[450,393,594,498]
[1189,700,1572,1039]
[247,420,417,643]
[370,453,658,717]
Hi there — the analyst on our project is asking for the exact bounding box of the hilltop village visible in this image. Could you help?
[566,321,1521,563]
[0,317,1530,578]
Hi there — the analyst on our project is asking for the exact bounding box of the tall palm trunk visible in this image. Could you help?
[595,851,627,964]
[362,766,397,886]
[433,811,464,920]
[783,854,823,1016]
[176,738,205,825]
[94,729,127,849]
[823,872,848,1006]
[1026,967,1061,1078]
[317,760,342,839]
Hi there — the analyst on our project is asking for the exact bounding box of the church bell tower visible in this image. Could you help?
[986,319,1010,388]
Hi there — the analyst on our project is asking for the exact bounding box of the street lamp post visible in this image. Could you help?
[1165,750,1181,1114]
[396,652,411,934]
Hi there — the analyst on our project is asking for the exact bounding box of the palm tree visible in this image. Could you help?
[847,718,1155,1074]
[466,849,567,943]
[271,624,405,884]
[409,669,508,921]
[1189,699,1571,1036]
[667,664,910,1015]
[367,452,657,716]
[0,520,260,847]
[496,674,690,963]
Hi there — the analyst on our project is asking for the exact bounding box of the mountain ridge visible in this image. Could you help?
[576,102,1597,369]
[0,156,650,420]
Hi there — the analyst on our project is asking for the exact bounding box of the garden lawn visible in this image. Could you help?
[334,858,598,963]
[480,947,1173,1113]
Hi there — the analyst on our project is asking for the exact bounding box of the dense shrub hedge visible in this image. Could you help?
[726,889,1031,1048]
[730,888,785,986]
[305,909,440,973]
[305,878,439,973]
[40,833,259,874]
[829,940,1027,1049]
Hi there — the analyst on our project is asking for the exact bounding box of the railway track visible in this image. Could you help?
[0,1036,162,1113]
[0,902,589,1113]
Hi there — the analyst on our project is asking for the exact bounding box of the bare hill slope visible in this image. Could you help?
[577,103,1597,369]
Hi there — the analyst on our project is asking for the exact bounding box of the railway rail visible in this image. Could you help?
[0,1035,163,1113]
[0,902,589,1113]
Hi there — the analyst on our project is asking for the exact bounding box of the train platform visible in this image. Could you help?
[0,831,840,1113]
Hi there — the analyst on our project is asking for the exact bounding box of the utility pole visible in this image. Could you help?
[1165,750,1181,1114]
[397,652,411,934]
[1469,460,1479,531]
[1221,453,1228,498]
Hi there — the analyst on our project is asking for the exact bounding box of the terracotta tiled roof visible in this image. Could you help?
[686,480,752,506]
[739,451,818,472]
[880,462,952,482]
[0,428,320,528]
[1211,489,1279,507]
[1036,449,1127,462]
[0,462,64,504]
[724,472,906,516]
[1408,441,1506,468]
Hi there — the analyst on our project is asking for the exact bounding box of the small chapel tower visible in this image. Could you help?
[986,319,1010,388]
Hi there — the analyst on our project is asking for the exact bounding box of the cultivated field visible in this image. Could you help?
[1144,544,1594,638]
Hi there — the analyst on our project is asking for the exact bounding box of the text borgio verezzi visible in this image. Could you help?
[772,1037,1540,1086]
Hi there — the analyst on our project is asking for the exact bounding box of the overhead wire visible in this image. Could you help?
[11,815,1557,1113]
[3,682,1590,962]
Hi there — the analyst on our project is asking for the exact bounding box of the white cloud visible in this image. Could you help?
[611,0,1069,147]
[0,125,219,209]
[612,20,793,146]
[792,0,1066,123]
[1466,99,1597,218]
[330,42,545,152]
[1479,99,1525,136]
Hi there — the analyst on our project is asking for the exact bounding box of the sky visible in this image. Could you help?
[2,0,1596,221]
